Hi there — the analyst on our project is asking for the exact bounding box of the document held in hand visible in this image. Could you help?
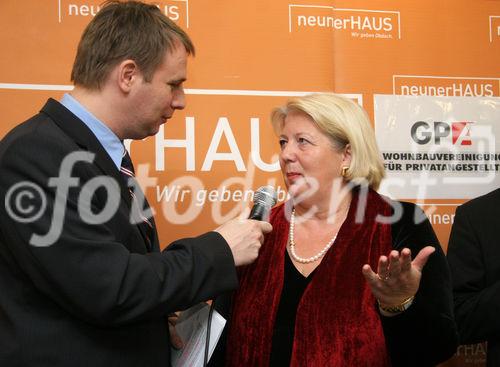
[171,302,226,367]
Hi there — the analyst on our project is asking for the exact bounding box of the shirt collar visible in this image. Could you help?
[60,93,124,169]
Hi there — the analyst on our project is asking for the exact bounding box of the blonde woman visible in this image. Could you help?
[211,94,457,367]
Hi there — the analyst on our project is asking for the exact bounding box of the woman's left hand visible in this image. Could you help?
[362,246,435,308]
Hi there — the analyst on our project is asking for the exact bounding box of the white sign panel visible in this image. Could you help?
[374,95,500,199]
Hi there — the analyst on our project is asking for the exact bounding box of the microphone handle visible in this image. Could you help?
[249,205,267,221]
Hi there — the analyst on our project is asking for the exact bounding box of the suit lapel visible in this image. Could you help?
[40,99,157,252]
[41,98,131,205]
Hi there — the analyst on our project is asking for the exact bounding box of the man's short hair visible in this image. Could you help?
[71,0,195,89]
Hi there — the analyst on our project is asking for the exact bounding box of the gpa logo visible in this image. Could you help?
[410,121,473,145]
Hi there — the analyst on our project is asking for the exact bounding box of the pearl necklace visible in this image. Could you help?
[288,209,337,264]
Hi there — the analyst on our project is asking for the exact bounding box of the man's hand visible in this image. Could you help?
[215,208,273,266]
[168,312,184,350]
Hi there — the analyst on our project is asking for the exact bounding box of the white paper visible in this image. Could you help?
[171,303,226,367]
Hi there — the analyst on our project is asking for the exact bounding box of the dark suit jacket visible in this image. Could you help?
[447,188,500,367]
[0,99,238,367]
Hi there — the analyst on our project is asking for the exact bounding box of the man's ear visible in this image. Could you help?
[117,59,139,93]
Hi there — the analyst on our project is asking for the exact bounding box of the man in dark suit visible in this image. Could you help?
[0,2,272,366]
[447,188,500,367]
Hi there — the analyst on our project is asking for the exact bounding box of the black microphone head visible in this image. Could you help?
[249,186,277,221]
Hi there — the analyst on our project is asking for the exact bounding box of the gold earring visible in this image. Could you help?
[341,166,349,177]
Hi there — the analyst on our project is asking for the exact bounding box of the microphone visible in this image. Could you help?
[249,186,277,221]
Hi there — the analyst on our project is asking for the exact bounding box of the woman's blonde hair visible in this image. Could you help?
[271,93,385,190]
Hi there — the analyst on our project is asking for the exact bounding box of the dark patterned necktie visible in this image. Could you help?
[120,149,155,251]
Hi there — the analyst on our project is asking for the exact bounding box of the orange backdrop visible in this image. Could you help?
[1,1,499,365]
